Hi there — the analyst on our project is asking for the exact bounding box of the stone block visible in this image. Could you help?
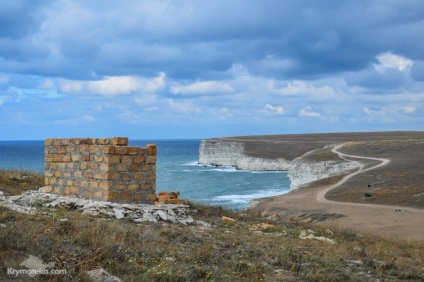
[44,139,53,146]
[129,164,139,172]
[62,155,71,162]
[94,172,103,180]
[146,156,156,164]
[111,137,128,146]
[99,164,109,172]
[94,155,104,163]
[71,154,80,162]
[63,187,71,195]
[146,144,157,155]
[121,155,132,163]
[128,184,138,191]
[134,193,144,200]
[116,184,126,190]
[221,216,236,226]
[145,194,156,201]
[90,181,99,188]
[105,173,119,180]
[127,147,139,154]
[133,156,146,164]
[146,173,156,181]
[71,187,79,195]
[80,144,90,152]
[114,146,128,155]
[134,173,144,181]
[83,171,93,179]
[90,145,99,153]
[116,163,127,172]
[89,163,98,170]
[43,186,53,193]
[101,146,115,154]
[99,182,113,190]
[121,193,131,200]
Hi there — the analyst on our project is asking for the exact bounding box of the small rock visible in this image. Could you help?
[59,218,68,222]
[196,220,212,228]
[86,268,122,282]
[113,208,125,219]
[156,210,170,222]
[143,213,158,222]
[353,246,364,254]
[0,224,6,228]
[165,257,176,262]
[221,216,236,226]
[350,260,364,266]
[179,216,194,225]
[19,255,55,278]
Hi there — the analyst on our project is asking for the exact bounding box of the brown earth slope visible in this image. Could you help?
[219,131,424,209]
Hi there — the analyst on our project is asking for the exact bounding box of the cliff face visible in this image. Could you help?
[288,149,357,190]
[199,139,291,171]
[199,139,357,190]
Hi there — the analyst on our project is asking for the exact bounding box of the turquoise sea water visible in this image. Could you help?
[0,140,290,210]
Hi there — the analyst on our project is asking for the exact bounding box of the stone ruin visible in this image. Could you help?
[44,137,157,204]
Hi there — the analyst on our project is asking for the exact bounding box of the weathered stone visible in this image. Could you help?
[86,268,122,282]
[221,216,236,226]
[113,208,125,219]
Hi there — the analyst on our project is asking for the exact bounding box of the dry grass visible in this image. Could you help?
[0,169,44,196]
[0,172,423,281]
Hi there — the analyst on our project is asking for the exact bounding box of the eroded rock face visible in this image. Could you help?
[199,139,291,171]
[288,153,357,190]
[199,139,357,190]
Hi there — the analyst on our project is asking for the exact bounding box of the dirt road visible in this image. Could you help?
[253,143,424,240]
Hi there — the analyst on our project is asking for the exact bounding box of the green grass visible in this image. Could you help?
[0,171,423,281]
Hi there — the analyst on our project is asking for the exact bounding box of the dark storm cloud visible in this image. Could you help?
[1,0,423,81]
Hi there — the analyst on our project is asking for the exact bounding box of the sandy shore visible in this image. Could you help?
[251,143,424,241]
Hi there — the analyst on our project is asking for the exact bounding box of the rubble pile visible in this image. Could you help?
[0,189,194,225]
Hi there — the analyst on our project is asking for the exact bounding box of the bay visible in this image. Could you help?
[0,140,290,209]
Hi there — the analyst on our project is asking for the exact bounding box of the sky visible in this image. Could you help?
[0,0,423,140]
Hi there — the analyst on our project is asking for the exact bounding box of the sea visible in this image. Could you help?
[0,140,290,210]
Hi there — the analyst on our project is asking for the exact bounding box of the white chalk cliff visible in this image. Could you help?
[199,140,357,190]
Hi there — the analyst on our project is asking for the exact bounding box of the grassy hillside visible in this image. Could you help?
[0,170,423,281]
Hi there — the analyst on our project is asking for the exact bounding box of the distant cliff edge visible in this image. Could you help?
[198,132,422,190]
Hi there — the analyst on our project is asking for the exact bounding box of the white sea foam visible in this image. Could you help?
[210,188,289,205]
[182,161,199,166]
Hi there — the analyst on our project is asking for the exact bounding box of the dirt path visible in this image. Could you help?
[254,143,424,240]
[318,144,424,213]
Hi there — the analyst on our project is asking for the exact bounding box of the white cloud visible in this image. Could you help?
[374,52,413,72]
[171,80,234,95]
[60,73,166,96]
[0,75,9,84]
[264,104,284,115]
[299,106,321,118]
[167,99,201,114]
[273,80,336,97]
[40,79,54,89]
[399,106,416,114]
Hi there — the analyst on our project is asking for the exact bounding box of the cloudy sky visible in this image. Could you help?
[0,0,423,140]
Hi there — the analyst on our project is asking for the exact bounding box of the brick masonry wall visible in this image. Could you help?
[44,137,156,204]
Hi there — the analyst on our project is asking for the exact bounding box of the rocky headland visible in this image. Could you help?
[198,132,424,194]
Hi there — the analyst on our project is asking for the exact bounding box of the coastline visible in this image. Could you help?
[199,132,424,240]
